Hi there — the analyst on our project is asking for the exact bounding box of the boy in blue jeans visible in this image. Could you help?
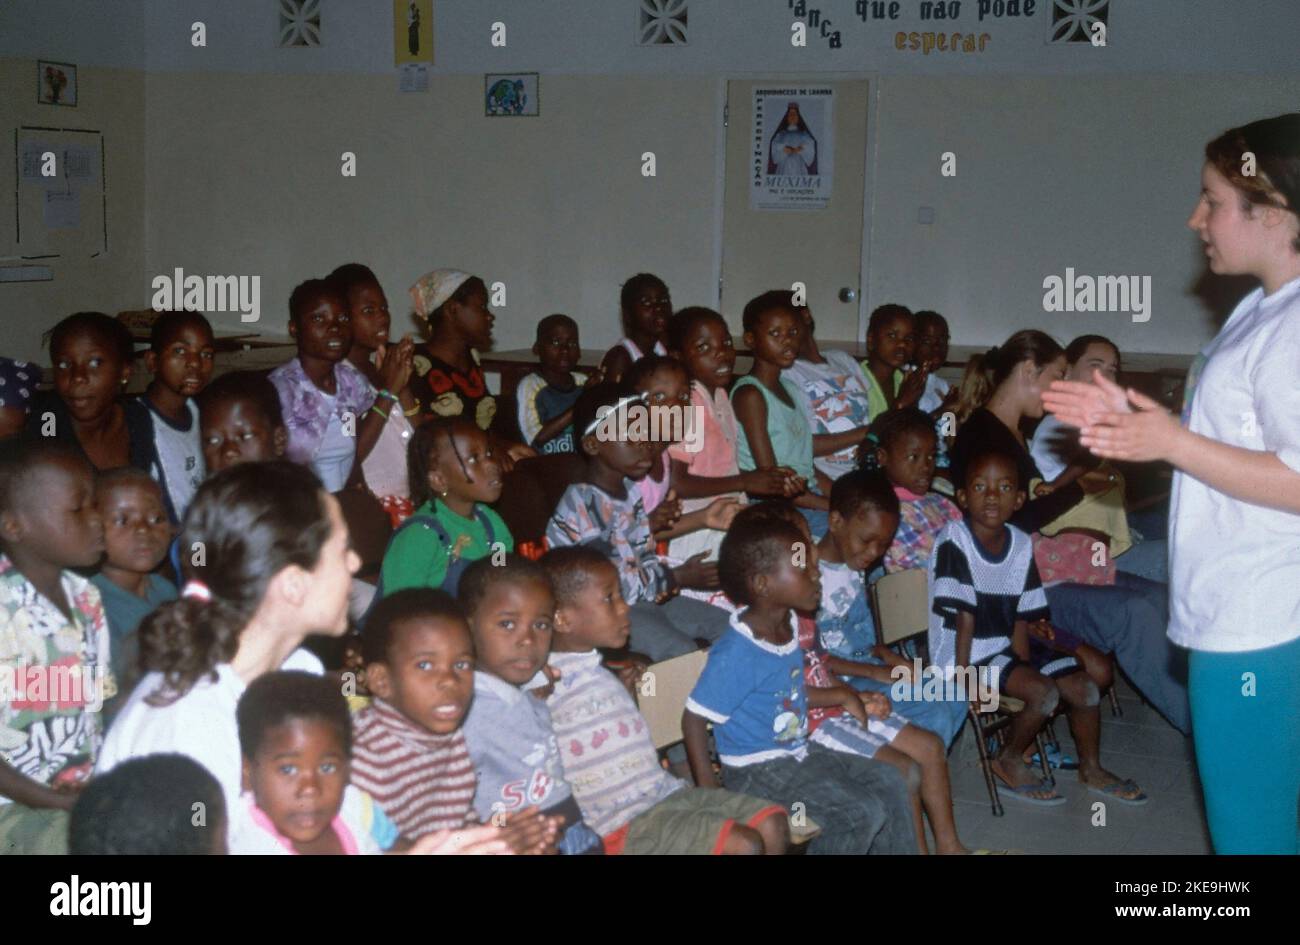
[682,512,916,855]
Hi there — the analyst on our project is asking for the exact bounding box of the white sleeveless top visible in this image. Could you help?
[619,337,668,361]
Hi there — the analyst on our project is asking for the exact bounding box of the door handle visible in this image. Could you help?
[839,287,857,303]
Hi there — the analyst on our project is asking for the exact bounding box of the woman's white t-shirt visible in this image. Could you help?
[1169,273,1300,652]
[96,648,324,816]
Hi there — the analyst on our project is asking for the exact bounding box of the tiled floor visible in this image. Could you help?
[943,676,1212,855]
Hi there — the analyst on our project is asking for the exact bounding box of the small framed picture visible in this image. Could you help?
[484,73,539,117]
[38,60,77,106]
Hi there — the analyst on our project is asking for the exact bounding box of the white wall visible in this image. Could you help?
[4,1,1300,362]
[867,74,1300,353]
[141,72,719,351]
[0,58,146,364]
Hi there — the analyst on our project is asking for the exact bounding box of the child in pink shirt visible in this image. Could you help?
[867,408,962,573]
[665,308,801,562]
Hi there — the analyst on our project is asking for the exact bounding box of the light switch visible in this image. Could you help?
[918,207,935,225]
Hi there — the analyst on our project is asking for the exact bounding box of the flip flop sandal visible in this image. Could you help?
[995,776,1067,807]
[1085,778,1149,806]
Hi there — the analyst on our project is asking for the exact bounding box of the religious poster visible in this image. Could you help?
[393,0,433,64]
[750,86,834,211]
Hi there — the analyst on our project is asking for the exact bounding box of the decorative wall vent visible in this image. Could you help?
[637,0,689,46]
[279,0,322,48]
[1048,0,1109,44]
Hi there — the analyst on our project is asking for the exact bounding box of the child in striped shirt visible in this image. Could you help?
[540,545,789,855]
[351,589,561,851]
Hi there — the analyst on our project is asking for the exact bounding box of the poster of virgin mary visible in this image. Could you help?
[751,87,834,211]
[767,102,819,176]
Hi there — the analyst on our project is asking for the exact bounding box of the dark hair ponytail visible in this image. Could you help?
[139,461,333,706]
[953,330,1062,421]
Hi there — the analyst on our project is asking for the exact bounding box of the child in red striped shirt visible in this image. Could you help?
[350,588,560,852]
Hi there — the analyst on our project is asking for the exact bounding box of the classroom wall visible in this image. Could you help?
[866,73,1300,354]
[4,1,1300,362]
[140,67,1300,357]
[0,57,147,365]
[140,72,720,351]
[135,0,1300,78]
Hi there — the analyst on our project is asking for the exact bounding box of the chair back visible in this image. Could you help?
[869,568,929,647]
[637,649,709,751]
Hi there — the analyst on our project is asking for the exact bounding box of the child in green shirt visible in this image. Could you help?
[377,418,513,595]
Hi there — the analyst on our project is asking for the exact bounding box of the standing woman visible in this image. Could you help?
[1045,114,1300,854]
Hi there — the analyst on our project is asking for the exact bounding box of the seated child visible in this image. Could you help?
[350,589,559,853]
[89,468,177,715]
[860,304,928,420]
[270,278,389,493]
[785,298,874,488]
[626,355,686,521]
[378,418,513,596]
[666,306,800,564]
[928,444,1147,806]
[870,407,963,574]
[197,370,290,473]
[517,314,592,454]
[333,262,419,525]
[163,370,290,585]
[749,500,974,854]
[0,441,114,854]
[732,292,826,531]
[682,514,917,855]
[459,556,604,854]
[407,268,533,464]
[911,310,957,491]
[913,311,956,415]
[626,355,741,553]
[69,753,227,855]
[230,670,391,854]
[541,544,790,855]
[25,312,155,473]
[142,310,216,522]
[816,467,968,747]
[599,272,672,384]
[546,384,729,662]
